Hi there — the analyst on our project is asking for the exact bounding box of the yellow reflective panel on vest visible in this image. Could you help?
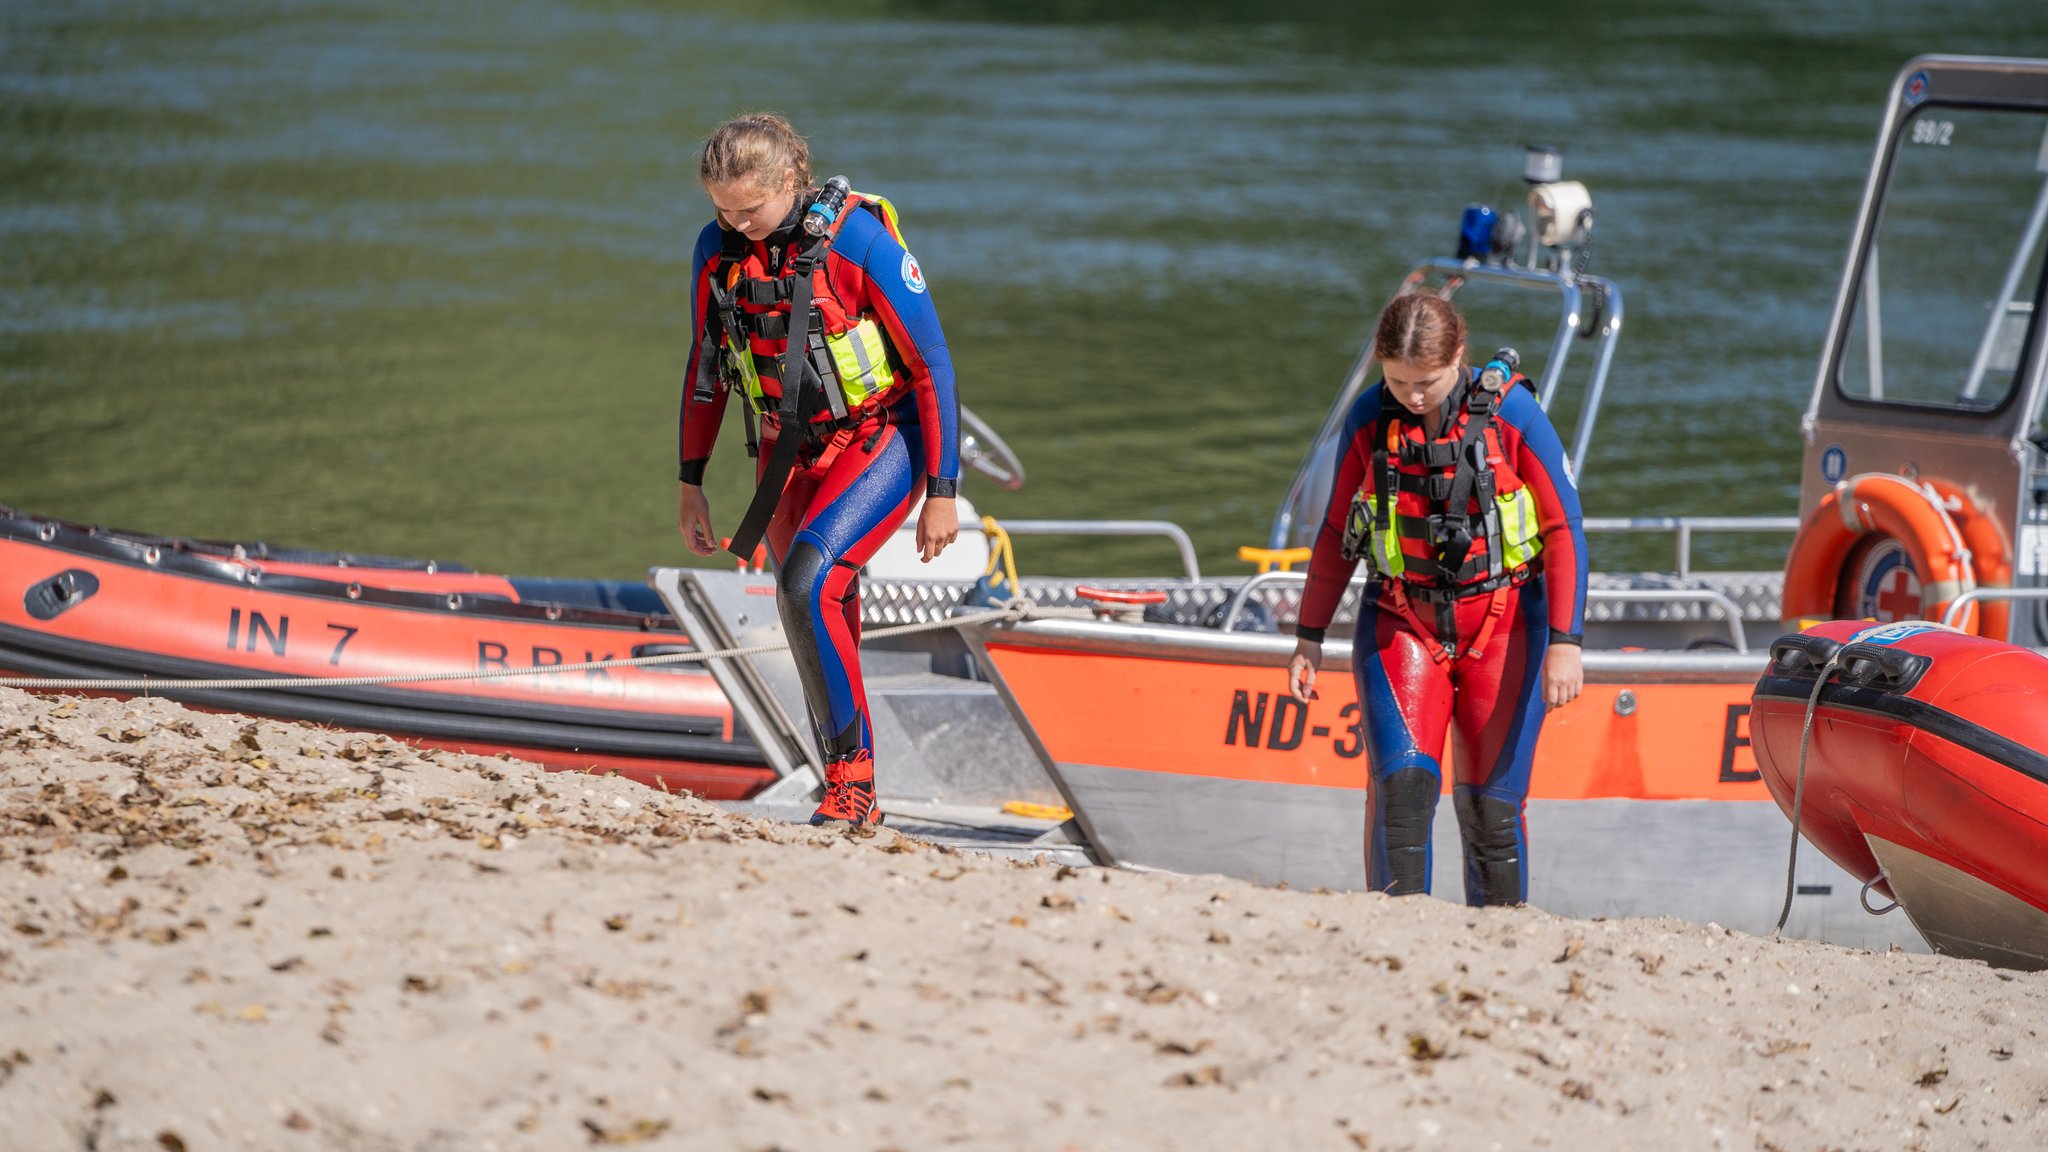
[1498,487,1542,570]
[1371,490,1406,579]
[1374,523,1405,579]
[826,317,896,406]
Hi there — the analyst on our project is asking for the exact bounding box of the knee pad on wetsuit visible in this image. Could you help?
[1453,788,1526,907]
[1370,755,1440,896]
[777,539,830,605]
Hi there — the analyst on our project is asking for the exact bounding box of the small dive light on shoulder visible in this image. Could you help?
[803,176,852,237]
[1478,347,1521,394]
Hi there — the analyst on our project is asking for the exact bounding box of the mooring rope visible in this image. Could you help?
[1773,648,1845,937]
[0,600,1051,694]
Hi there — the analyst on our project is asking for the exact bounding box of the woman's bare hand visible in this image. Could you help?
[1287,638,1322,703]
[678,484,718,557]
[916,496,959,562]
[1543,643,1583,710]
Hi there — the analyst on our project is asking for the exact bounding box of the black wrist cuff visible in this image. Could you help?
[678,459,708,485]
[1548,628,1583,646]
[926,475,958,499]
[1295,625,1327,645]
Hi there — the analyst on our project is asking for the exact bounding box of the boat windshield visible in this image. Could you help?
[1837,106,2048,412]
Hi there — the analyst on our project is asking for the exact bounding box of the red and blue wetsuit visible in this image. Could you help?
[679,202,960,799]
[1295,370,1585,905]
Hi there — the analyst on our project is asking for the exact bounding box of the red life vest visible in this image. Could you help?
[1343,373,1545,592]
[701,191,907,426]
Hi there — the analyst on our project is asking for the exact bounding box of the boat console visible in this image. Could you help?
[1798,56,2048,644]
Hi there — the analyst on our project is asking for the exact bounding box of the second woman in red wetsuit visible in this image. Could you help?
[678,114,961,827]
[1286,294,1586,905]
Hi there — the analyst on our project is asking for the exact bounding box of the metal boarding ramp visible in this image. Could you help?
[650,566,1093,864]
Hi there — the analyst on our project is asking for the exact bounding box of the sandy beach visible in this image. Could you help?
[2,685,2043,1152]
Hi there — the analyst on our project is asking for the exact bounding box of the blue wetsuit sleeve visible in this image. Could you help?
[679,222,728,482]
[836,209,960,489]
[1296,386,1381,641]
[1497,388,1587,638]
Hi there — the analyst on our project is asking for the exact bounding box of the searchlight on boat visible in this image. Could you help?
[1455,145,1593,274]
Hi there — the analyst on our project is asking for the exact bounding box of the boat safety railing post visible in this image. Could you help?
[1539,280,1583,411]
[649,568,823,794]
[1584,587,1750,653]
[1215,570,1381,634]
[996,520,1202,582]
[1938,585,2048,629]
[1567,276,1624,477]
[1581,515,1802,579]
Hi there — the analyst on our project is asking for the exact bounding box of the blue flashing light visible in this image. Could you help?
[1457,204,1497,262]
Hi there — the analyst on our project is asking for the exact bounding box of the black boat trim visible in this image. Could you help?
[1754,674,2048,787]
[0,623,736,742]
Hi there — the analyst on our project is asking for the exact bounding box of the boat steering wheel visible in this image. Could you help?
[960,404,1025,491]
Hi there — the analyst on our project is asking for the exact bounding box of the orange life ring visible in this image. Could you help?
[1927,479,2012,641]
[1781,473,1980,634]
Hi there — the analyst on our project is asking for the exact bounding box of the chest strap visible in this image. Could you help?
[736,277,796,306]
[727,233,836,561]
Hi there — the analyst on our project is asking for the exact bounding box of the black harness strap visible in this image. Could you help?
[727,234,832,560]
[1435,382,1497,569]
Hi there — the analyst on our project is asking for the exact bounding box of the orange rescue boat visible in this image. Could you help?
[0,505,771,798]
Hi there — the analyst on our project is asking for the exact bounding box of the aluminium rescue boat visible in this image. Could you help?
[1750,620,2048,970]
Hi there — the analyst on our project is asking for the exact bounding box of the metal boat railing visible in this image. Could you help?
[1214,570,1751,651]
[1582,516,1802,579]
[1939,586,2048,628]
[996,519,1202,582]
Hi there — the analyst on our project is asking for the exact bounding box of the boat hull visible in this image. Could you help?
[1751,620,2048,968]
[967,615,1922,947]
[0,509,771,798]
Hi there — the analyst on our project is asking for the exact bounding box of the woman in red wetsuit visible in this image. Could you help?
[1286,294,1585,905]
[678,114,961,826]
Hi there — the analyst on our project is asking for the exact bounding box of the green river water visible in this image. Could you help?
[6,1,2047,580]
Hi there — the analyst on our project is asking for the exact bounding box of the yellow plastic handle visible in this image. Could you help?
[1236,545,1313,574]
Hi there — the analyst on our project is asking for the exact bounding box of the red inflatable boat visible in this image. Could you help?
[1751,620,2048,969]
[0,505,772,798]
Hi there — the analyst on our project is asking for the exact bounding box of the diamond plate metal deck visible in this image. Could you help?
[860,570,1786,635]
